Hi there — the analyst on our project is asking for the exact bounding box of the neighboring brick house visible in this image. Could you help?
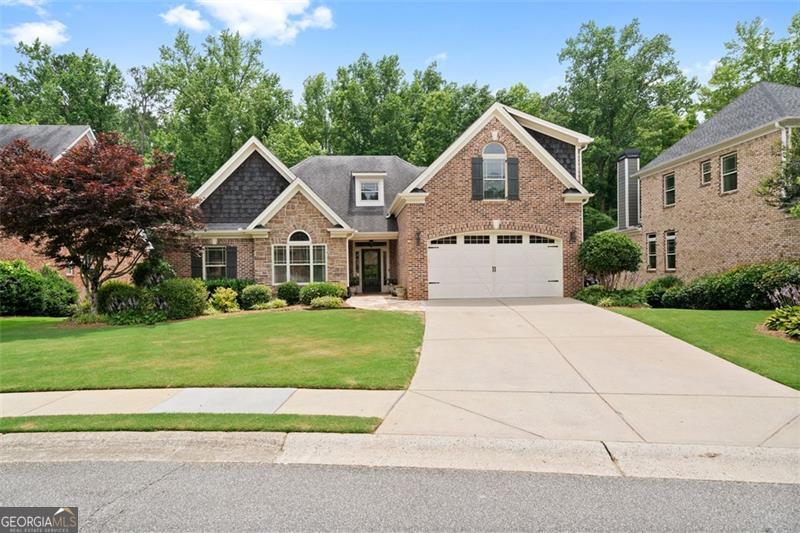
[169,103,593,299]
[0,125,97,292]
[616,82,800,282]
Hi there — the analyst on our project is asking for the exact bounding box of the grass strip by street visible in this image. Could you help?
[0,309,424,392]
[614,308,799,390]
[0,413,382,433]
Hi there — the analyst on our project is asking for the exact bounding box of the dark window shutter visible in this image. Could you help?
[226,246,238,279]
[190,250,203,279]
[471,157,483,200]
[507,157,519,200]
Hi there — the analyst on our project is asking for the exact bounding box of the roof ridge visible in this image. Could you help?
[758,82,788,117]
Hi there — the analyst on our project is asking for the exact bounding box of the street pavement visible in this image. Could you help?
[2,461,798,531]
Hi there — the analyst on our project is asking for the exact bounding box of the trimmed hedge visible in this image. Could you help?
[574,285,646,307]
[579,232,641,289]
[154,278,207,320]
[299,282,347,305]
[132,257,176,288]
[240,284,272,310]
[203,278,255,304]
[209,287,239,312]
[310,295,344,309]
[640,275,683,308]
[0,260,78,317]
[253,299,287,310]
[277,281,301,305]
[661,262,800,310]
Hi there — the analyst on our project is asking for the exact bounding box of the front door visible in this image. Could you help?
[361,250,382,293]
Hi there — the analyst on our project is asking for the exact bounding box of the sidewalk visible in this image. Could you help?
[0,388,404,418]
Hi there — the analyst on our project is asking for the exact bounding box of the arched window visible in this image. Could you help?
[272,231,326,284]
[482,143,506,199]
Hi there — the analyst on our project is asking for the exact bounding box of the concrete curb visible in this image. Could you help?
[1,432,798,484]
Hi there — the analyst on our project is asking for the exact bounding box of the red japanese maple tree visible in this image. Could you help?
[0,133,201,310]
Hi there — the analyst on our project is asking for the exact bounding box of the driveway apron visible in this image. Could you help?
[378,298,799,447]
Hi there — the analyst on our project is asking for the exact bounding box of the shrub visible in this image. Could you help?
[574,285,646,307]
[579,233,641,289]
[203,278,255,303]
[253,298,287,310]
[105,309,166,326]
[277,281,301,305]
[209,286,239,312]
[0,259,46,315]
[769,285,800,308]
[660,261,800,310]
[764,306,800,339]
[96,280,162,324]
[310,295,344,309]
[67,310,107,325]
[39,265,79,316]
[240,284,272,310]
[154,278,207,320]
[132,257,176,288]
[299,282,347,305]
[640,275,683,308]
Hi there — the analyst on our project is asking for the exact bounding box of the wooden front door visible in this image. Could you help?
[361,250,382,293]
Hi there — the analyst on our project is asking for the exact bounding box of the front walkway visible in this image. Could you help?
[1,388,402,419]
[347,294,425,312]
[378,298,800,448]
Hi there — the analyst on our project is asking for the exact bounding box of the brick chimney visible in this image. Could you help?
[617,149,640,229]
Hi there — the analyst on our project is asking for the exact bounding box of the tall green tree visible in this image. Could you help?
[550,20,698,211]
[699,13,800,118]
[1,40,124,131]
[495,83,543,115]
[120,66,166,155]
[298,73,330,153]
[153,31,293,191]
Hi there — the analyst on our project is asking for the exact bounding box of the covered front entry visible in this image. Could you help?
[427,232,563,299]
[361,250,382,293]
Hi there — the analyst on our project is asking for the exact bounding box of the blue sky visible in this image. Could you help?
[1,1,797,99]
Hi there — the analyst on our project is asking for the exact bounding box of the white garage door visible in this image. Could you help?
[427,233,563,299]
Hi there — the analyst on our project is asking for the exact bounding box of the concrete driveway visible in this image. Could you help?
[378,298,799,447]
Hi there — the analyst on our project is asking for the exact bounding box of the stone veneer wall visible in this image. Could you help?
[397,117,583,300]
[638,131,800,282]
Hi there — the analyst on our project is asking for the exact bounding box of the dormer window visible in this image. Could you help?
[354,173,385,207]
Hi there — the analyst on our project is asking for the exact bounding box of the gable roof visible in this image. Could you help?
[192,136,296,202]
[246,177,352,230]
[639,82,800,176]
[0,124,95,160]
[292,155,425,232]
[398,103,592,204]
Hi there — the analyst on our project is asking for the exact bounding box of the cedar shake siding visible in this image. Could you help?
[526,128,576,177]
[637,131,800,282]
[201,152,289,224]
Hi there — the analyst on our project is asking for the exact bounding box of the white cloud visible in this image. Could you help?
[160,4,210,31]
[1,20,68,46]
[197,0,333,44]
[682,59,719,84]
[425,52,447,64]
[0,0,47,17]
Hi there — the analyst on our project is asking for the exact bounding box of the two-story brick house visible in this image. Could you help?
[616,82,800,282]
[167,103,594,299]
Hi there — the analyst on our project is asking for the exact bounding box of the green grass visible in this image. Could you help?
[0,309,424,392]
[0,413,381,433]
[614,308,799,390]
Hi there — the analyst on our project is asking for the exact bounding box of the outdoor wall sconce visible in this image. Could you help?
[415,231,421,245]
[569,230,577,243]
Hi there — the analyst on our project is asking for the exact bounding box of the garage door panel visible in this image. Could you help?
[427,234,563,299]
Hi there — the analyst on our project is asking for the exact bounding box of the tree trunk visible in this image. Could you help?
[88,277,102,313]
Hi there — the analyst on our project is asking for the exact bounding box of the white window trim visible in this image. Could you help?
[700,160,712,185]
[482,144,507,200]
[720,152,738,193]
[203,246,227,280]
[272,232,327,285]
[354,173,385,207]
[664,232,677,272]
[646,233,657,271]
[663,172,676,207]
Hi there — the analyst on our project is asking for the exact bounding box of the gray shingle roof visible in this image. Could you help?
[0,124,92,159]
[291,155,425,232]
[639,82,800,175]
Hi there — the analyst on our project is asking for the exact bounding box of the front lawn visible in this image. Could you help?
[0,413,380,433]
[614,308,799,390]
[0,309,423,392]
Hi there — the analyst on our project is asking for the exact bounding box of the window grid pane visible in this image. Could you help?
[290,246,310,264]
[205,247,226,266]
[529,235,555,244]
[431,236,457,245]
[360,182,380,201]
[464,235,490,244]
[290,265,311,284]
[313,245,326,264]
[273,245,287,265]
[701,161,711,183]
[497,235,523,244]
[665,233,677,270]
[313,265,326,282]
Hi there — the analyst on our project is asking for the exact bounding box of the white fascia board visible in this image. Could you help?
[502,105,594,145]
[192,136,297,202]
[401,104,589,199]
[327,228,355,238]
[388,191,428,216]
[351,231,399,241]
[247,178,352,230]
[562,193,593,204]
[189,229,270,238]
[54,127,96,161]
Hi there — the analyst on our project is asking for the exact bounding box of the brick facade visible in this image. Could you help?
[638,131,800,282]
[0,235,85,293]
[166,192,348,287]
[396,117,584,299]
